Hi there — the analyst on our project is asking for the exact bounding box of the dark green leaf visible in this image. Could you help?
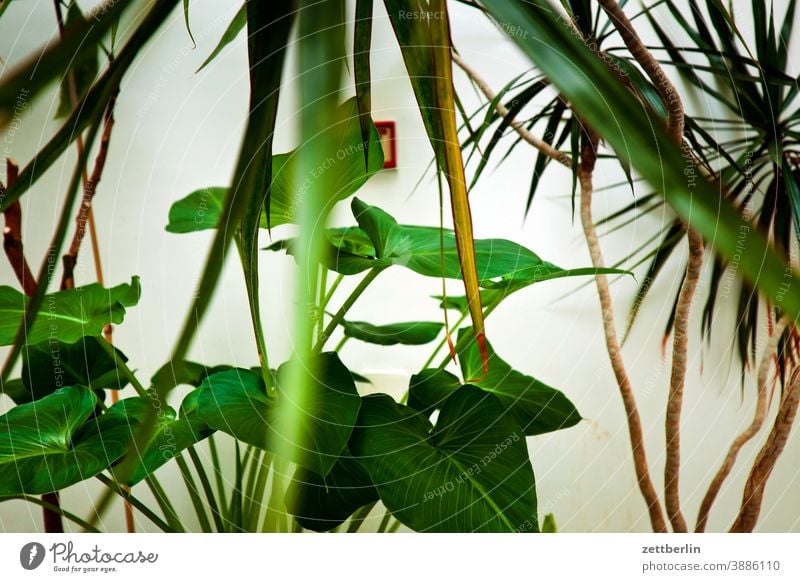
[409,331,581,436]
[342,320,443,346]
[350,386,538,532]
[0,386,133,495]
[0,277,140,346]
[19,336,129,404]
[109,390,214,485]
[285,449,378,532]
[197,353,360,476]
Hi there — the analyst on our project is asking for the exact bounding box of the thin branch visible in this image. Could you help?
[695,317,789,532]
[60,90,117,290]
[2,160,36,296]
[579,131,668,533]
[450,51,571,168]
[599,0,701,533]
[730,366,800,532]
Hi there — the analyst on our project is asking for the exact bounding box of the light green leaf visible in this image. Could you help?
[196,4,246,73]
[0,277,141,346]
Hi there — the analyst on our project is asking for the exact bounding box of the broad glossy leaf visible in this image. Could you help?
[109,391,214,486]
[197,352,360,476]
[350,386,538,532]
[19,337,129,404]
[0,386,133,495]
[165,99,384,234]
[409,330,581,436]
[342,320,443,346]
[285,448,378,532]
[0,277,140,346]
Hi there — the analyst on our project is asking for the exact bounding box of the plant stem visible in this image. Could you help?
[696,317,789,532]
[2,495,101,533]
[247,452,272,532]
[730,367,800,532]
[145,475,185,533]
[422,310,469,370]
[317,265,327,344]
[320,273,344,311]
[313,268,383,352]
[451,51,571,168]
[174,453,212,532]
[208,435,228,512]
[95,338,148,397]
[578,132,667,533]
[600,0,696,533]
[95,474,172,532]
[346,501,377,532]
[187,445,225,532]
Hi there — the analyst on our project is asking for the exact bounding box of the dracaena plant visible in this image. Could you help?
[453,0,800,532]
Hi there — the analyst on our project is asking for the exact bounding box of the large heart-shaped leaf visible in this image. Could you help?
[0,386,134,495]
[0,277,140,346]
[350,386,538,532]
[165,98,384,234]
[108,391,214,486]
[197,352,360,476]
[342,319,443,346]
[410,330,581,436]
[285,448,378,532]
[18,337,129,404]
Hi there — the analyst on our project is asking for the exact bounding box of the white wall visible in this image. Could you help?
[1,0,798,533]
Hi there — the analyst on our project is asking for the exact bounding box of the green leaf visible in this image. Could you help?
[342,320,443,346]
[197,353,360,476]
[165,187,227,233]
[109,391,214,486]
[0,386,133,495]
[0,378,27,403]
[150,360,235,388]
[196,4,246,73]
[19,336,129,404]
[458,329,581,434]
[165,98,384,234]
[285,448,378,532]
[0,277,141,346]
[55,2,100,118]
[350,386,538,532]
[409,331,581,436]
[483,0,800,323]
[542,512,558,533]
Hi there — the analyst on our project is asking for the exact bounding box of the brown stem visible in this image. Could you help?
[730,367,800,532]
[579,132,668,533]
[695,317,789,531]
[599,0,701,532]
[60,91,117,290]
[450,51,571,168]
[1,159,64,532]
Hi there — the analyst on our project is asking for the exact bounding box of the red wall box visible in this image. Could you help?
[375,121,397,169]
